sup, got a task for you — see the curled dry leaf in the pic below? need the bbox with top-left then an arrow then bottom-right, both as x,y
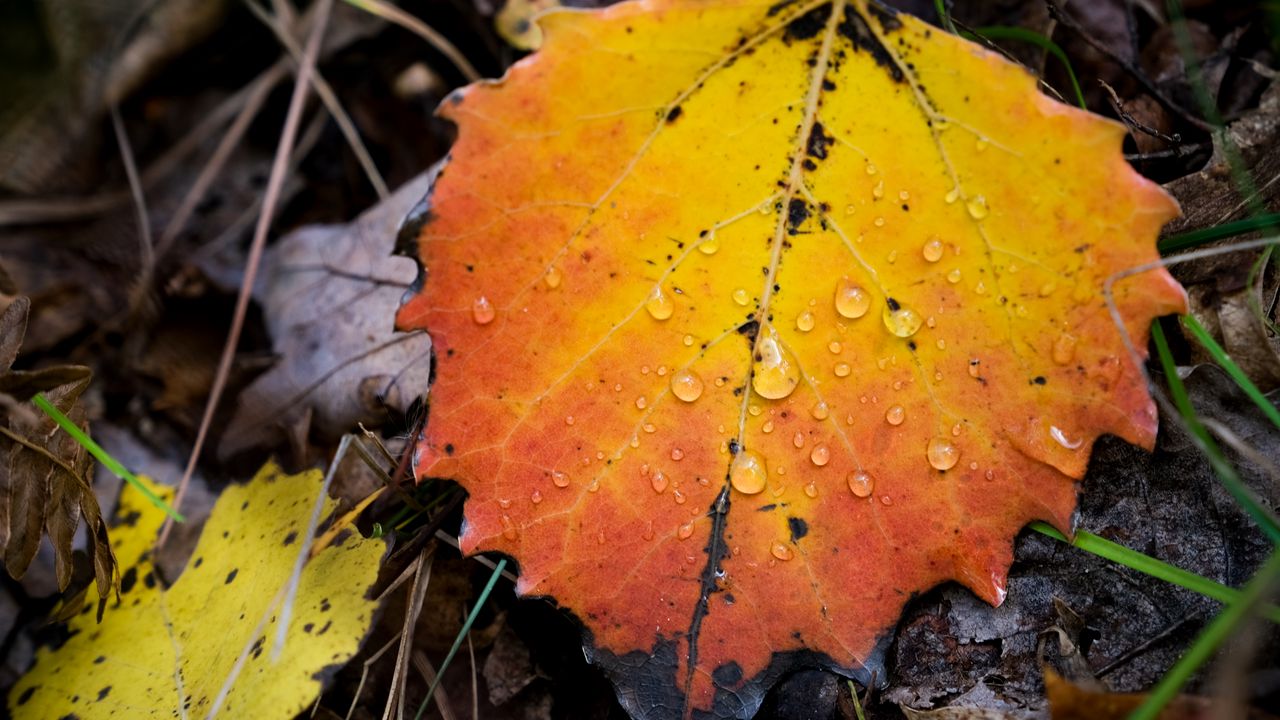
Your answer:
9,463 -> 387,719
395,1 -> 1185,717
0,296 -> 116,609
220,172 -> 435,457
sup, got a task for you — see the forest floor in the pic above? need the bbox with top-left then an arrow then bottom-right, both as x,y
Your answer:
1,0 -> 1279,718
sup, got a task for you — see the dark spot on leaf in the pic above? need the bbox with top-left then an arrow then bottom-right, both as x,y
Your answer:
97,686 -> 111,701
736,319 -> 760,342
194,556 -> 203,568
784,4 -> 828,41
1033,376 -> 1047,385
445,443 -> 455,455
93,655 -> 105,664
120,567 -> 137,594
666,105 -> 683,123
786,199 -> 809,234
17,686 -> 35,705
225,569 -> 238,584
728,440 -> 740,455
886,297 -> 901,311
788,517 -> 809,542
806,121 -> 833,159
283,531 -> 298,546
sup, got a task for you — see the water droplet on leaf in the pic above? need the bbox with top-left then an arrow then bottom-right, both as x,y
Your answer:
671,369 -> 704,402
473,296 -> 495,324
730,450 -> 767,494
646,285 -> 674,320
927,438 -> 960,470
847,470 -> 874,498
751,326 -> 799,400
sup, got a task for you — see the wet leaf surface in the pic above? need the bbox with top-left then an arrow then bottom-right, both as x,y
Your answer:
395,0 -> 1185,716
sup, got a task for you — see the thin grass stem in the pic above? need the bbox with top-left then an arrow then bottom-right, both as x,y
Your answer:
1129,548 -> 1280,720
414,558 -> 507,720
1181,315 -> 1280,431
1031,522 -> 1280,624
31,394 -> 184,521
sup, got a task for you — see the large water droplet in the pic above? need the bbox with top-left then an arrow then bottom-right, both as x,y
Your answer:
552,470 -> 569,488
803,482 -> 818,498
882,304 -> 923,338
927,438 -> 960,470
544,266 -> 562,289
530,489 -> 543,504
833,362 -> 851,377
885,405 -> 905,425
771,542 -> 794,561
651,470 -> 669,493
947,268 -> 962,284
646,285 -> 674,320
847,470 -> 874,498
678,522 -> 694,540
965,195 -> 989,220
811,401 -> 829,420
751,326 -> 799,400
796,311 -> 815,332
1052,333 -> 1077,365
835,277 -> 871,319
732,288 -> 750,306
922,237 -> 944,263
671,369 -> 704,402
698,233 -> 720,255
730,450 -> 767,494
472,296 -> 495,324
792,431 -> 805,448
810,444 -> 830,466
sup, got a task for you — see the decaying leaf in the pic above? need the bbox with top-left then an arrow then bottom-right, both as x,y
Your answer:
0,296 -> 115,608
220,172 -> 435,457
394,1 -> 1185,717
8,462 -> 387,719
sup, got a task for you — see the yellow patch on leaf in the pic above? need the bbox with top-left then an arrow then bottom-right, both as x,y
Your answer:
9,463 -> 386,719
396,0 -> 1186,716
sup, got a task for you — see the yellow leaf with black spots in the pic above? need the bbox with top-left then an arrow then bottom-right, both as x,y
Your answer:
9,462 -> 386,719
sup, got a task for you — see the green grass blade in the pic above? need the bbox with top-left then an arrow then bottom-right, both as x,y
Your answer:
933,0 -> 958,34
1158,214 -> 1280,255
32,393 -> 184,522
971,26 -> 1087,109
1150,323 -> 1280,544
1128,548 -> 1280,720
414,557 -> 507,720
1031,522 -> 1280,624
1181,315 -> 1280,431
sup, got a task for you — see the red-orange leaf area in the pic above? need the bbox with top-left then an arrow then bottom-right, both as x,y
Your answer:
394,0 -> 1186,717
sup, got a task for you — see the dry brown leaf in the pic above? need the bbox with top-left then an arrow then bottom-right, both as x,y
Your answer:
0,297 -> 116,612
219,171 -> 435,457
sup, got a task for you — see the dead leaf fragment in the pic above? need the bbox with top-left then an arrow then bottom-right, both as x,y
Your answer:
0,296 -> 115,607
220,171 -> 435,457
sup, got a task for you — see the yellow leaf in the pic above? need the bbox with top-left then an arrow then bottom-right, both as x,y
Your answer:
9,463 -> 386,719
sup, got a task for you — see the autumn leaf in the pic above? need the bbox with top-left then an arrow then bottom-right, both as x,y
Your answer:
8,463 -> 386,719
0,296 -> 115,609
394,0 -> 1186,717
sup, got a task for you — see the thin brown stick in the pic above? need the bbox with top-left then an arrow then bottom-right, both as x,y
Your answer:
154,60 -> 290,259
245,0 -> 390,200
162,0 -> 336,546
111,105 -> 158,325
343,0 -> 481,82
1046,0 -> 1214,132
